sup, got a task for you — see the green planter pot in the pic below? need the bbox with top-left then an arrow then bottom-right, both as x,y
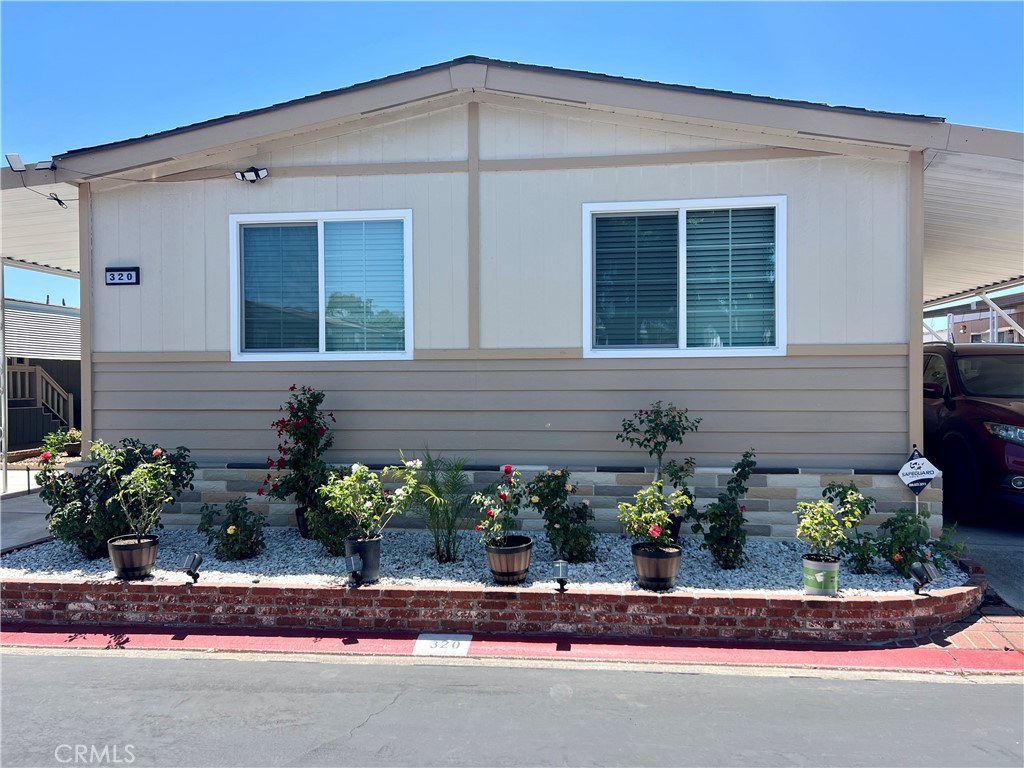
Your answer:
107,535 -> 159,580
802,554 -> 840,596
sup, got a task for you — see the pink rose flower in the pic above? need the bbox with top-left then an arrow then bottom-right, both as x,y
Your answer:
649,524 -> 662,538
152,448 -> 163,457
40,452 -> 53,461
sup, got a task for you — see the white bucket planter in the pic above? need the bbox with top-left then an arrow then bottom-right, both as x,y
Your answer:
802,555 -> 840,596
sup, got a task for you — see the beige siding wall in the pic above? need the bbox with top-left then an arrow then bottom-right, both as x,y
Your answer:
91,173 -> 470,353
91,353 -> 908,470
479,156 -> 908,349
88,98 -> 914,472
258,105 -> 469,165
479,103 -> 764,159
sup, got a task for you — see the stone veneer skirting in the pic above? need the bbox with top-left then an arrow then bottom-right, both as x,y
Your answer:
0,561 -> 984,644
164,464 -> 943,538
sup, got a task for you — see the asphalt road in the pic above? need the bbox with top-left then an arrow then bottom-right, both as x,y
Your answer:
2,650 -> 1021,767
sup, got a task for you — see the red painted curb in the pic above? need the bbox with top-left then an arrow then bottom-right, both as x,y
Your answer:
3,623 -> 1021,676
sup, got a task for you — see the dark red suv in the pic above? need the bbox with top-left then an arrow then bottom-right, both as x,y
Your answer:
922,343 -> 1024,521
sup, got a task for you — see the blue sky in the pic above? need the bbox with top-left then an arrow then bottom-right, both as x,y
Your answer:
2,1 -> 1022,304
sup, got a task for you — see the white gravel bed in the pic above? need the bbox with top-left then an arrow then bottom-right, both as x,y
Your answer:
0,529 -> 968,595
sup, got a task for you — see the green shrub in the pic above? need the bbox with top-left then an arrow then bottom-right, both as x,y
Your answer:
618,481 -> 690,547
198,497 -> 266,561
416,450 -> 472,563
616,401 -> 700,481
824,482 -> 878,574
526,469 -> 597,563
41,438 -> 196,559
685,449 -> 756,570
876,507 -> 964,577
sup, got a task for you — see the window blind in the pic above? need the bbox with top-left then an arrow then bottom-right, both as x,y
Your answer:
685,207 -> 776,348
324,220 -> 405,352
241,225 -> 319,351
594,214 -> 679,348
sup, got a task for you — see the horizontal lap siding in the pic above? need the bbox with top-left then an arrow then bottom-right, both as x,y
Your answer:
92,354 -> 907,469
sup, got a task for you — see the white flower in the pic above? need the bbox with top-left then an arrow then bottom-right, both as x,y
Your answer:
351,463 -> 364,472
405,459 -> 423,469
394,487 -> 407,498
364,501 -> 373,509
582,498 -> 590,507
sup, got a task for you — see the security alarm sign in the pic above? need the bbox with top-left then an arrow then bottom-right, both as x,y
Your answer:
899,447 -> 940,496
105,267 -> 140,286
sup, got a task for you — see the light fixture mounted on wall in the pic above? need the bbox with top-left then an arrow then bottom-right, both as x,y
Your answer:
234,166 -> 269,183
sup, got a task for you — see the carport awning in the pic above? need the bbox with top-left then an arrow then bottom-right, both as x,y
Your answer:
923,149 -> 1023,306
1,176 -> 79,277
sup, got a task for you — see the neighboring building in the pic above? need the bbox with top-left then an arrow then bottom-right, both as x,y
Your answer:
4,298 -> 81,448
23,57 -> 1024,530
925,291 -> 1024,344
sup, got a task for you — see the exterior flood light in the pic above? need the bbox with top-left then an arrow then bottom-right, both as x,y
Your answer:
553,560 -> 569,592
341,554 -> 364,586
182,553 -> 203,583
909,561 -> 940,594
234,166 -> 269,183
5,153 -> 26,172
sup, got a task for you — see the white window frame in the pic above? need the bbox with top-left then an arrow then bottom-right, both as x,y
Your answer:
229,209 -> 413,362
582,196 -> 787,358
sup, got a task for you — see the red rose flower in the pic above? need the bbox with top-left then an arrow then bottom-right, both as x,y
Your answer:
40,451 -> 53,461
475,524 -> 482,531
277,457 -> 286,469
289,384 -> 297,391
893,553 -> 903,562
267,458 -> 274,468
486,508 -> 495,517
271,483 -> 280,492
503,464 -> 513,475
498,491 -> 508,502
256,487 -> 264,496
317,426 -> 326,437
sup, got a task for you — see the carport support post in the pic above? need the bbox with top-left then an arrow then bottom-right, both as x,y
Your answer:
978,291 -> 1024,338
1,259 -> 6,493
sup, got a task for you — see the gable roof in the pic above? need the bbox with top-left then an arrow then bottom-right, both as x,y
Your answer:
55,55 -> 945,161
3,56 -> 1021,303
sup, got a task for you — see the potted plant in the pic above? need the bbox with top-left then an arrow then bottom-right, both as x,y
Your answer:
315,460 -> 420,582
793,489 -> 868,596
63,428 -> 83,457
526,468 -> 597,563
98,442 -> 197,579
616,401 -> 701,482
260,385 -> 336,537
198,496 -> 267,561
473,464 -> 531,584
41,438 -> 195,562
618,481 -> 690,591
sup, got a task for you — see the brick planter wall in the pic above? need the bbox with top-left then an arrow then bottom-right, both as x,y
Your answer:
1,562 -> 984,645
160,465 -> 943,538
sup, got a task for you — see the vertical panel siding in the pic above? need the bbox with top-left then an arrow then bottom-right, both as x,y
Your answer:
91,174 -> 469,353
266,105 -> 468,165
480,157 -> 908,349
479,104 -> 765,160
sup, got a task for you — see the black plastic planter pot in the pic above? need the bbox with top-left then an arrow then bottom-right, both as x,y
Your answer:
295,507 -> 310,539
345,535 -> 382,583
107,535 -> 159,580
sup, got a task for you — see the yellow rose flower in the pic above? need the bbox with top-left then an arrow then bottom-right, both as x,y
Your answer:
227,525 -> 237,535
531,495 -> 540,504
